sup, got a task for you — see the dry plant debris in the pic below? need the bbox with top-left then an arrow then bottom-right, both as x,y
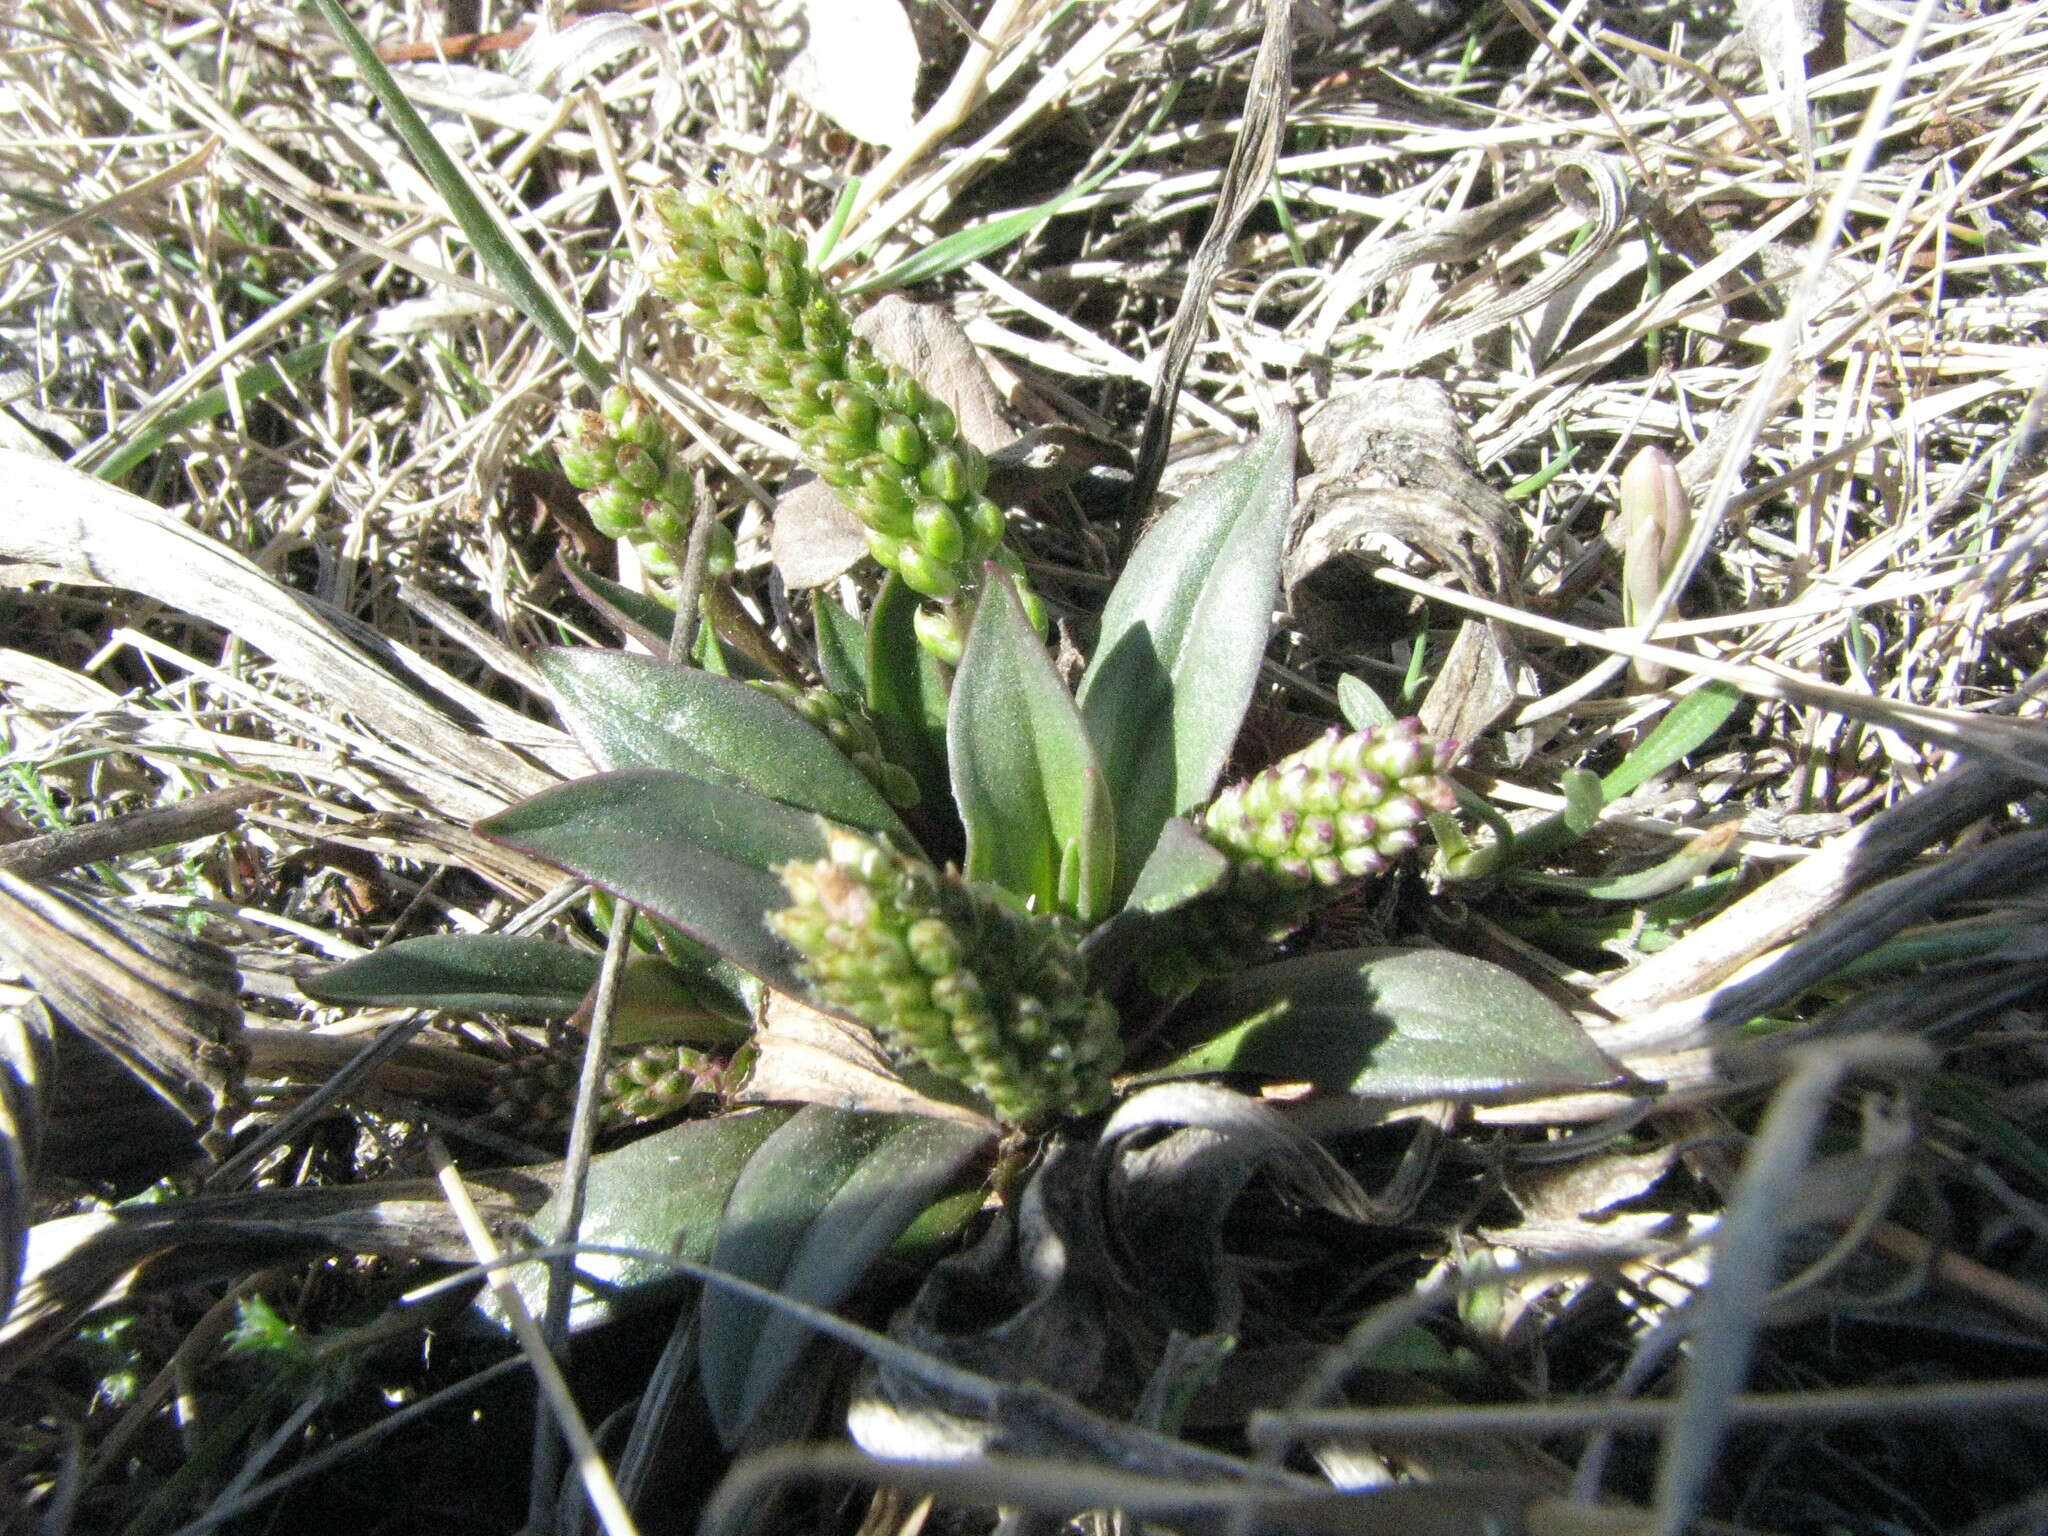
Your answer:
3,1 -> 2048,1533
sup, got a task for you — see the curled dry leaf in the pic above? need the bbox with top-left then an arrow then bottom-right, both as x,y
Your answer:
740,991 -> 1000,1132
850,1084 -> 1379,1463
1285,382 -> 1525,745
517,11 -> 660,96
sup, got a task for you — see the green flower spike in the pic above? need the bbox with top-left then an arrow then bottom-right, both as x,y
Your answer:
750,679 -> 921,808
649,186 -> 1032,659
557,385 -> 736,580
769,827 -> 1121,1127
1144,719 -> 1461,992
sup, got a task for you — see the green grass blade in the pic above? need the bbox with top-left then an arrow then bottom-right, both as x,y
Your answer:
1600,682 -> 1744,802
94,341 -> 332,484
309,0 -> 608,389
848,84 -> 1176,294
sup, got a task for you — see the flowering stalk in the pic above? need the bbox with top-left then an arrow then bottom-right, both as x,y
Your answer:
557,385 -> 735,584
1143,719 -> 1460,992
770,827 -> 1121,1127
649,186 -> 1038,661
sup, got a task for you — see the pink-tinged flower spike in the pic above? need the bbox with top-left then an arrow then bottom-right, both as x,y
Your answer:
1201,719 -> 1459,887
770,828 -> 1121,1128
1142,719 -> 1460,994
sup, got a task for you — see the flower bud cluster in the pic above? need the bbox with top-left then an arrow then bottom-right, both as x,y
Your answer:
770,828 -> 1121,1126
603,1043 -> 717,1125
486,1042 -> 717,1138
557,386 -> 735,580
1142,720 -> 1459,994
650,187 -> 1037,658
1202,719 -> 1459,889
750,679 -> 920,808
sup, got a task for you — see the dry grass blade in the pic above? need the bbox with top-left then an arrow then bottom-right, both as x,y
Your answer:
428,1137 -> 640,1536
527,903 -> 634,1532
0,450 -> 579,820
1123,0 -> 1293,531
1651,1036 -> 1933,1536
0,1009 -> 44,1327
0,869 -> 246,1151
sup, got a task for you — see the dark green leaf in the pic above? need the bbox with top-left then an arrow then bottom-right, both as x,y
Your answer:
477,769 -> 826,996
1078,422 -> 1295,901
812,590 -> 869,698
511,1108 -> 796,1331
699,1105 -> 991,1445
302,935 -> 597,1017
949,575 -> 1114,922
865,572 -> 950,807
1124,818 -> 1231,915
1600,681 -> 1744,801
539,648 -> 905,839
558,556 -> 675,653
1079,820 -> 1232,992
1160,947 -> 1623,1101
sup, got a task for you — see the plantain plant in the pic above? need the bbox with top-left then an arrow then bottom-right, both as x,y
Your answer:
311,188 -> 1616,1141
289,186 -> 1623,1454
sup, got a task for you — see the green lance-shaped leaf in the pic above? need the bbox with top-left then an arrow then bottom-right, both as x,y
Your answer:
949,571 -> 1114,924
503,1108 -> 795,1333
699,1105 -> 992,1446
1159,947 -> 1625,1102
1078,420 -> 1296,904
303,935 -> 598,1018
769,828 -> 1121,1128
538,648 -> 908,839
477,769 -> 827,998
